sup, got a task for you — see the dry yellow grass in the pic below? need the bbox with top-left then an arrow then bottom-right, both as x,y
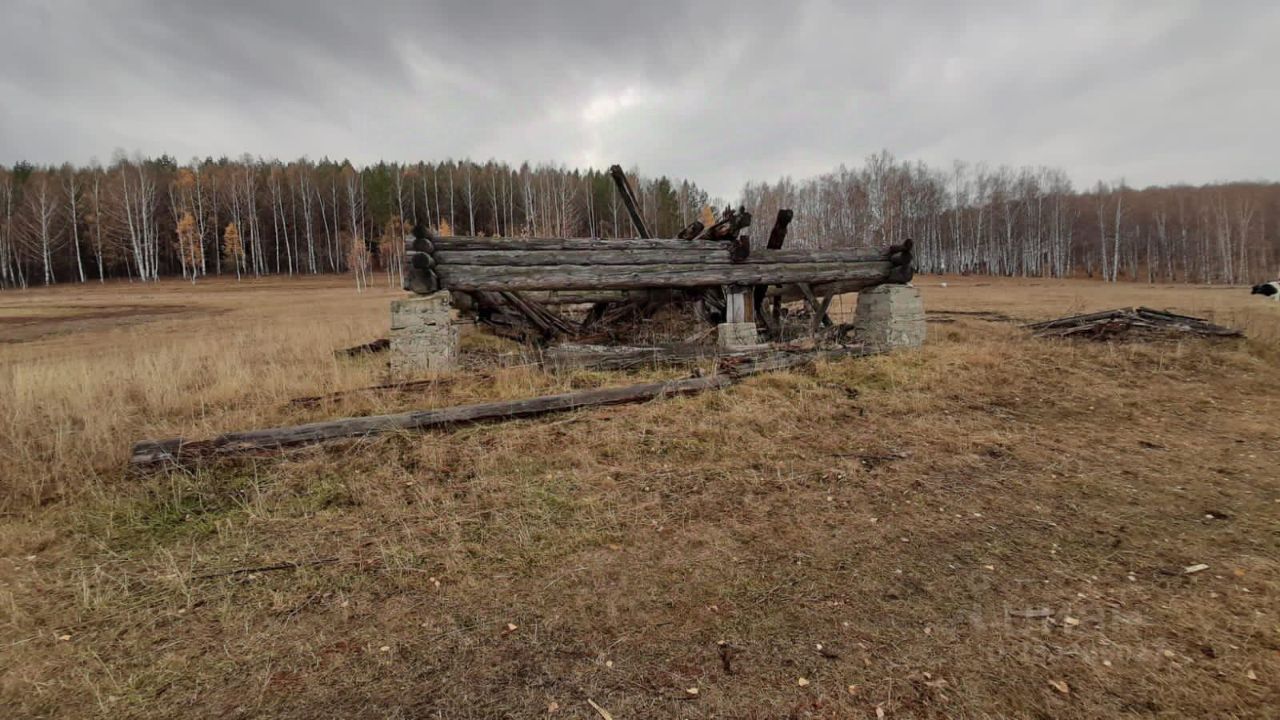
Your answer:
1,275 -> 1278,718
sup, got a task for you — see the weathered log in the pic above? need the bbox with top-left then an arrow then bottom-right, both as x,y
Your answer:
435,260 -> 894,291
695,206 -> 752,241
525,290 -> 630,305
677,220 -> 705,240
132,375 -> 732,465
608,165 -> 651,239
767,277 -> 878,302
765,209 -> 794,250
432,237 -> 727,251
499,291 -> 578,338
756,209 -> 796,333
432,247 -> 886,267
130,348 -> 875,466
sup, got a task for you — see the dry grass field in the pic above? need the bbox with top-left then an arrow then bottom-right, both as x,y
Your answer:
1,275 -> 1278,718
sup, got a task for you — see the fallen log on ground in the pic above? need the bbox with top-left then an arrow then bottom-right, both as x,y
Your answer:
1026,307 -> 1243,340
131,348 -> 870,467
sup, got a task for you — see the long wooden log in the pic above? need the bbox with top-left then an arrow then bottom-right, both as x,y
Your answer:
435,260 -> 893,291
767,277 -> 885,302
433,247 -> 886,267
132,375 -> 732,465
525,291 -> 630,305
130,348 -> 873,466
432,237 -> 726,251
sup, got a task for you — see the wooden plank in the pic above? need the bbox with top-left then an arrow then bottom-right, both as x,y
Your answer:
435,260 -> 894,291
723,286 -> 747,323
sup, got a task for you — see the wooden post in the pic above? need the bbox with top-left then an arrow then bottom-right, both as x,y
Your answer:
718,285 -> 758,348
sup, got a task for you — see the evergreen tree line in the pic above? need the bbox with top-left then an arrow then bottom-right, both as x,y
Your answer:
743,151 -> 1279,284
0,155 -> 709,289
1,150 -> 1277,289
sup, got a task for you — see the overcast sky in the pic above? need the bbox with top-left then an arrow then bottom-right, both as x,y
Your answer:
1,0 -> 1276,199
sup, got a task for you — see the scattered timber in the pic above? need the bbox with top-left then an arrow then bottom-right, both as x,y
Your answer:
130,348 -> 870,467
1026,307 -> 1244,340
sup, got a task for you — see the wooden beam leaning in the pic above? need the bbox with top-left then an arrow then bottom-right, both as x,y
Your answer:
608,165 -> 651,239
756,209 -> 794,333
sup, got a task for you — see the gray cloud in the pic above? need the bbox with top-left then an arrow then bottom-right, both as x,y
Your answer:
1,0 -> 1277,199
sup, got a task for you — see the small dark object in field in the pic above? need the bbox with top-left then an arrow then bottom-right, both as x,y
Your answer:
337,338 -> 390,357
1025,307 -> 1243,341
717,640 -> 738,674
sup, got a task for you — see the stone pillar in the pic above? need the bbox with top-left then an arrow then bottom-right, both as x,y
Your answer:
390,291 -> 458,376
853,284 -> 925,351
718,285 -> 761,349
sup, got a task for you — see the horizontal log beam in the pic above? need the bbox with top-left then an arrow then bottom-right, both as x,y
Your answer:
433,247 -> 886,267
524,290 -> 631,305
432,236 -> 728,251
767,277 -> 894,302
435,260 -> 893,291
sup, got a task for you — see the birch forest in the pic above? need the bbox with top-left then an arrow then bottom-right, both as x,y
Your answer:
1,151 -> 1277,289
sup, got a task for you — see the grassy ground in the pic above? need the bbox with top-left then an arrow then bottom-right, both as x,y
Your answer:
1,275 -> 1278,718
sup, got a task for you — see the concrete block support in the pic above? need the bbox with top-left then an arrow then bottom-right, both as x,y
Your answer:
853,284 -> 925,351
390,291 -> 458,376
717,321 -> 760,350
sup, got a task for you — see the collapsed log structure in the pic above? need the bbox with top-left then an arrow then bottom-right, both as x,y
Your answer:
403,166 -> 915,344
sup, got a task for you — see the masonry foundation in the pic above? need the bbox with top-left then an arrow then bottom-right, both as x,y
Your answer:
390,291 -> 458,376
853,284 -> 925,351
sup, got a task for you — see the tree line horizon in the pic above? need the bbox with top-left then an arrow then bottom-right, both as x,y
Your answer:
0,151 -> 1276,290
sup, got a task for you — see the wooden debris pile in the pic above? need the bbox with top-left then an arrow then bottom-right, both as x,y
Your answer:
1026,307 -> 1243,340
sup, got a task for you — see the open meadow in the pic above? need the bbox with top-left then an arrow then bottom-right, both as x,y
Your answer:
1,275 -> 1278,718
